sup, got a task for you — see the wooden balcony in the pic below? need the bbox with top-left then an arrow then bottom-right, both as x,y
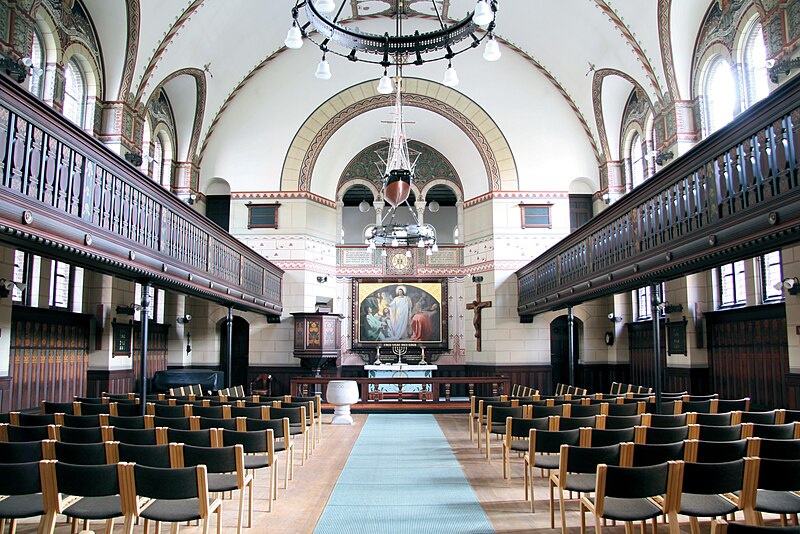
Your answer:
517,74 -> 800,320
0,75 -> 282,316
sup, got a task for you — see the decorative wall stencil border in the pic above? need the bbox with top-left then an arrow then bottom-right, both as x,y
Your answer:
658,0 -> 681,101
133,0 -> 204,108
594,0 -> 666,106
592,69 -> 654,161
464,190 -> 569,207
231,190 -> 336,207
282,79 -> 515,193
118,0 -> 139,101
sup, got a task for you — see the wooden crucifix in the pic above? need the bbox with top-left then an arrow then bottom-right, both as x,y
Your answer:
466,282 -> 492,352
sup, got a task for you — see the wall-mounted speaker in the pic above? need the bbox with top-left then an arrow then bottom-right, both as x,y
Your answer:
266,315 -> 281,324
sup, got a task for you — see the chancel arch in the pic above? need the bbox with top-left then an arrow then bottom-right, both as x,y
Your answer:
282,79 -> 517,195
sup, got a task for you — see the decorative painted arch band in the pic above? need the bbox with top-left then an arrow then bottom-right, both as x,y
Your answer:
282,79 -> 517,193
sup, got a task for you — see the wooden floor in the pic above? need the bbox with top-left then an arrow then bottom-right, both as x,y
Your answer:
12,412 -> 775,533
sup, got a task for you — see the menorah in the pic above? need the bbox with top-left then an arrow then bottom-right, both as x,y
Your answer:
392,344 -> 408,364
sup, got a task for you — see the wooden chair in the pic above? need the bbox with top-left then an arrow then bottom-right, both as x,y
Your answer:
241,417 -> 293,488
580,460 -> 684,534
678,458 -> 752,534
743,457 -> 800,526
39,460 -> 123,534
220,429 -> 277,511
523,428 -> 581,513
485,404 -> 526,461
118,462 -> 222,534
684,439 -> 749,463
0,461 -> 45,533
502,416 -> 549,479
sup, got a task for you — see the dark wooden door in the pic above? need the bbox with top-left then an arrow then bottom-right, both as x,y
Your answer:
220,316 -> 250,389
550,315 -> 580,391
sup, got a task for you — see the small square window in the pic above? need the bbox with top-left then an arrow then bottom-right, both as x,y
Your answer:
520,204 -> 552,228
247,203 -> 280,229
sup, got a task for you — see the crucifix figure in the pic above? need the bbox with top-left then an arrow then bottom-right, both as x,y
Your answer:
466,282 -> 492,352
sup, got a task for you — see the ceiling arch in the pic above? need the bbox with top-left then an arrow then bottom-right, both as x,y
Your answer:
281,79 -> 517,194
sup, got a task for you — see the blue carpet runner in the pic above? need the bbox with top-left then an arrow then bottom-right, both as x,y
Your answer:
314,414 -> 495,534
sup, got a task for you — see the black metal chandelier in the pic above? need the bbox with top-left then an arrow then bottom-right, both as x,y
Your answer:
285,0 -> 500,89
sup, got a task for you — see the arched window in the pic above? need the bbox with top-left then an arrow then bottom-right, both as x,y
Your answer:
63,59 -> 86,127
151,136 -> 164,184
630,133 -> 645,188
742,21 -> 769,108
703,57 -> 737,135
28,27 -> 45,98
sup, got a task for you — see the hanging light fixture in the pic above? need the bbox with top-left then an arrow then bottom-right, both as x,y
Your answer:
315,54 -> 331,79
483,34 -> 502,62
442,62 -> 459,87
286,0 -> 499,89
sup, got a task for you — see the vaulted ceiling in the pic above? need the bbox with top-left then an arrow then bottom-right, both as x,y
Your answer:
80,0 -> 720,198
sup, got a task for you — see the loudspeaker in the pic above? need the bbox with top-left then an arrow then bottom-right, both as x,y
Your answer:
266,315 -> 281,324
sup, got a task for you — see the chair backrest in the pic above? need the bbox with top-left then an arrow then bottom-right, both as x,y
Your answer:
166,428 -> 214,447
555,415 -> 598,431
129,463 -> 203,501
198,417 -> 237,430
605,402 -> 641,416
583,427 -> 635,447
76,402 -> 111,416
506,417 -> 550,439
0,461 -> 42,496
52,440 -> 109,465
692,423 -> 744,442
739,410 -> 779,424
49,460 -> 120,497
530,428 -> 581,454
191,405 -> 225,419
717,398 -> 750,413
61,414 -> 101,428
681,458 -> 746,496
750,437 -> 800,459
57,425 -> 104,444
242,417 -> 288,438
488,405 -> 525,425
0,440 -> 43,462
112,427 -> 158,445
6,424 -> 54,442
229,405 -> 266,420
604,414 -> 643,429
112,402 -> 142,417
42,401 -> 74,415
783,409 -> 800,424
18,413 -> 56,426
220,429 -> 273,456
637,425 -> 690,444
530,404 -> 564,418
598,461 -> 672,504
692,412 -> 733,426
682,399 -> 713,414
153,416 -> 192,430
754,457 -> 800,491
568,403 -> 603,418
629,441 -> 685,466
153,404 -> 188,418
116,442 -> 172,468
648,413 -> 687,428
561,443 -> 621,476
685,438 -> 748,463
106,415 -> 147,429
75,396 -> 106,405
269,406 -> 304,425
749,422 -> 797,440
180,443 -> 241,474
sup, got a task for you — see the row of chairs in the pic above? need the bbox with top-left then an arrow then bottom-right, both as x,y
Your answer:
554,383 -> 588,396
610,381 -> 654,395
526,438 -> 800,534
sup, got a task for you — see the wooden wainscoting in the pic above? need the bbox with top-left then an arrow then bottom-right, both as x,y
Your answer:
131,322 -> 169,392
86,369 -> 135,397
9,306 -> 91,411
0,376 -> 10,412
578,363 -> 630,394
705,303 -> 788,409
664,366 -> 710,395
626,320 -> 667,390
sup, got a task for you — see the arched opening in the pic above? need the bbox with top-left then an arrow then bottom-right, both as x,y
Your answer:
550,315 -> 583,391
219,315 -> 250,389
342,184 -> 376,245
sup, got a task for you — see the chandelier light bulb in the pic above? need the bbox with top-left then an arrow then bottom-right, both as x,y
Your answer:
443,63 -> 459,87
417,240 -> 424,248
284,23 -> 304,49
381,249 -> 388,257
368,241 -> 376,250
377,71 -> 394,94
405,250 -> 412,258
483,35 -> 501,62
358,200 -> 371,212
431,243 -> 439,253
315,0 -> 336,13
472,0 -> 493,26
426,247 -> 433,256
391,237 -> 399,247
315,56 -> 331,79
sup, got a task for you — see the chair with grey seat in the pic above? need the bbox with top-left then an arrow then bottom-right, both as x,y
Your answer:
744,458 -> 800,526
579,460 -> 684,534
39,460 -> 123,534
502,416 -> 549,479
220,428 -> 277,511
485,404 -> 526,461
242,417 -> 293,487
523,428 -> 581,512
119,463 -> 222,534
678,458 -> 751,534
550,443 -> 622,533
0,461 -> 44,533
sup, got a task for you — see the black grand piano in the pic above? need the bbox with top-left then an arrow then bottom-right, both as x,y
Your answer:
153,369 -> 225,394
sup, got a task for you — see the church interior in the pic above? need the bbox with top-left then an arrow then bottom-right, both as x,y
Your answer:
1,0 -> 800,532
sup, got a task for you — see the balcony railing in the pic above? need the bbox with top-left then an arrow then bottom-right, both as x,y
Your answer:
517,74 -> 800,319
0,75 -> 282,315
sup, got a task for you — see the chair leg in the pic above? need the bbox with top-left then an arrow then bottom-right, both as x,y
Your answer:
667,512 -> 681,534
689,516 -> 701,534
580,500 -> 586,534
623,521 -> 634,534
594,510 -> 604,534
236,484 -> 245,534
549,479 -> 556,529
106,518 -> 116,534
170,523 -> 180,534
39,512 -> 58,534
558,486 -> 567,534
486,431 -> 491,461
248,479 -> 254,527
469,417 -> 474,441
122,515 -> 135,534
529,462 -> 536,513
